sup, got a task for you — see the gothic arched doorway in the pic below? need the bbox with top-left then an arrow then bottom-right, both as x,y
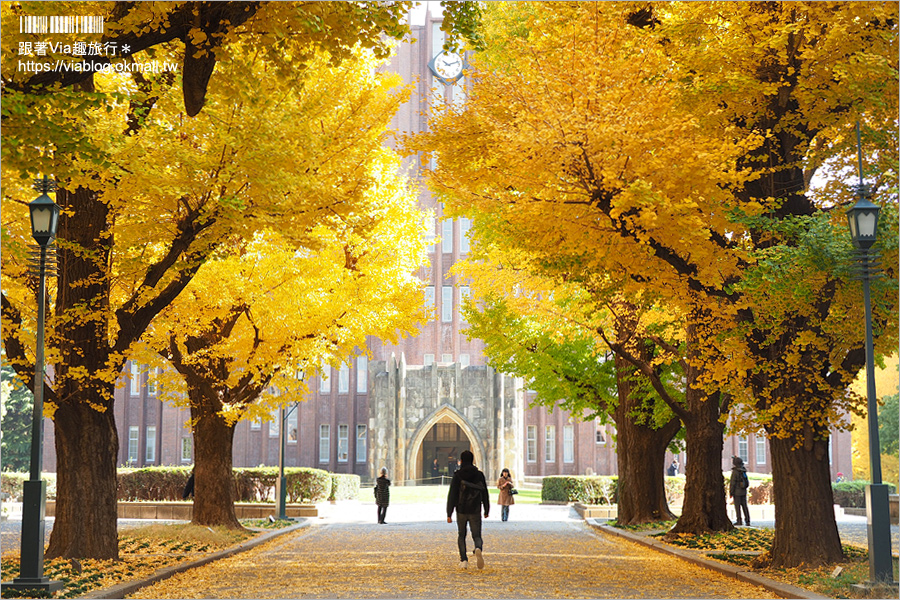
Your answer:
418,419 -> 470,484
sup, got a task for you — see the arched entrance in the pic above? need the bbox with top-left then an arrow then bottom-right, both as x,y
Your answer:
408,406 -> 485,485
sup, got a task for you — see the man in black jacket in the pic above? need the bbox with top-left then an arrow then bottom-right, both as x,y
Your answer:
446,450 -> 490,569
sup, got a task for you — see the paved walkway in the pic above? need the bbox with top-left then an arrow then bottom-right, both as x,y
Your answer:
127,503 -> 780,599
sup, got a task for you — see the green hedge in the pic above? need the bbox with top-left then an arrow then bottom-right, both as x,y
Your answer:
329,474 -> 361,501
541,476 -> 618,504
832,480 -> 897,508
118,467 -> 192,501
1,472 -> 57,500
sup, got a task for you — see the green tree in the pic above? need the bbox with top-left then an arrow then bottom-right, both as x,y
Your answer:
0,365 -> 33,473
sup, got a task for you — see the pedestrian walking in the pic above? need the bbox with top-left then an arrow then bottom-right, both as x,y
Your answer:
729,456 -> 750,526
447,450 -> 489,569
183,470 -> 195,499
374,467 -> 391,524
497,468 -> 515,522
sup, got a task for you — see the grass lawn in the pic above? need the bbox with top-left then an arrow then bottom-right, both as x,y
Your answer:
375,484 -> 542,505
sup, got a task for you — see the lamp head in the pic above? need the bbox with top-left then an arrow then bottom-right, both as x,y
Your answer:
29,191 -> 60,247
846,194 -> 880,250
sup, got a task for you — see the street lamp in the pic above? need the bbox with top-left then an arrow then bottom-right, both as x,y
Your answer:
276,403 -> 299,520
846,124 -> 893,585
7,176 -> 63,593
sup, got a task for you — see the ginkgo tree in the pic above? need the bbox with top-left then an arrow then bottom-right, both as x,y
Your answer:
416,1 -> 898,568
1,0 -> 478,560
133,156 -> 428,529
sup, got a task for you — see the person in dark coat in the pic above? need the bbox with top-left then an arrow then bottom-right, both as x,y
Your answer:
182,470 -> 195,500
374,467 -> 391,524
729,456 -> 750,526
446,450 -> 489,569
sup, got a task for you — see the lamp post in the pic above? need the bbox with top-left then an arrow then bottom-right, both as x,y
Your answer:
276,403 -> 298,520
7,177 -> 63,593
845,124 -> 893,585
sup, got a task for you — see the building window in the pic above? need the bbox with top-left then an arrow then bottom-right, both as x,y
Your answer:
459,218 -> 471,253
526,426 -> 537,463
181,436 -> 192,463
319,424 -> 330,463
356,424 -> 367,463
356,356 -> 368,393
269,408 -> 279,437
442,219 -> 453,253
459,354 -> 470,368
424,354 -> 435,366
442,353 -> 453,364
130,362 -> 141,396
426,217 -> 436,252
287,407 -> 298,443
339,363 -> 350,394
319,365 -> 331,394
459,286 -> 471,321
563,425 -> 574,463
596,424 -> 606,444
338,424 -> 349,462
755,435 -> 766,464
442,286 -> 453,322
128,426 -> 139,464
146,368 -> 158,396
425,286 -> 435,315
250,418 -> 262,430
145,426 -> 156,463
545,426 -> 556,463
738,436 -> 749,463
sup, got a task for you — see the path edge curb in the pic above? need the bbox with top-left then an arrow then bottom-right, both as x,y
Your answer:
82,520 -> 311,599
585,519 -> 830,600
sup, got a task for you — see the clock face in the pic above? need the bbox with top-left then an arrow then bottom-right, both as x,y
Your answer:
430,51 -> 464,83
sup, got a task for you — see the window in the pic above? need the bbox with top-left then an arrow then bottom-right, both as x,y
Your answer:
319,365 -> 331,393
459,354 -> 470,368
596,425 -> 607,444
146,368 -> 158,395
738,436 -> 749,463
287,407 -> 298,443
250,418 -> 262,430
269,408 -> 279,437
356,425 -> 367,463
442,219 -> 453,253
145,426 -> 156,462
426,217 -> 436,252
526,426 -> 537,463
425,286 -> 435,314
356,356 -> 368,393
424,354 -> 435,366
442,286 -> 453,322
338,424 -> 349,462
563,425 -> 574,463
128,426 -> 139,463
130,362 -> 141,396
338,363 -> 350,394
319,424 -> 330,462
755,436 -> 766,464
545,426 -> 556,463
459,218 -> 471,253
459,285 -> 471,322
442,354 -> 453,364
181,437 -> 192,463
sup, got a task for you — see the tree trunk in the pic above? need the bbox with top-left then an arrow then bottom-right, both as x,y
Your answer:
613,356 -> 681,524
763,435 -> 843,568
46,185 -> 120,560
670,387 -> 732,534
189,391 -> 244,529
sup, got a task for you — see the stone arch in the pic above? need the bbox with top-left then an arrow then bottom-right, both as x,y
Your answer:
407,404 -> 485,483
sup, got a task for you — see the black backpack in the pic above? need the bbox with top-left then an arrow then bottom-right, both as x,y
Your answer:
458,479 -> 485,513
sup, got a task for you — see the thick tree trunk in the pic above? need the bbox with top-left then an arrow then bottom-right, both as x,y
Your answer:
46,400 -> 119,559
670,388 -> 732,534
763,435 -> 843,568
189,391 -> 244,529
615,414 -> 680,524
46,185 -> 120,560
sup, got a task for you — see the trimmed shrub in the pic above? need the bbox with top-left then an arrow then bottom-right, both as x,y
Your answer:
664,475 -> 686,504
832,480 -> 896,508
285,468 -> 332,503
118,467 -> 192,501
541,476 -> 618,505
748,477 -> 774,505
1,472 -> 57,500
329,474 -> 361,501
